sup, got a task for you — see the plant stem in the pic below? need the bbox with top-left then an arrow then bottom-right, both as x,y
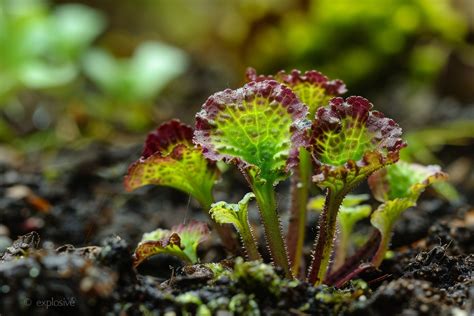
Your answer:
325,230 -> 381,285
287,149 -> 311,276
333,225 -> 349,271
371,228 -> 392,268
252,180 -> 292,278
238,222 -> 262,261
197,191 -> 240,254
307,187 -> 345,285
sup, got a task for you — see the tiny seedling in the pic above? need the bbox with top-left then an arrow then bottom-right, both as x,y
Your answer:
134,220 -> 210,267
246,68 -> 346,275
195,80 -> 308,278
368,161 -> 447,267
210,193 -> 261,260
307,96 -> 406,284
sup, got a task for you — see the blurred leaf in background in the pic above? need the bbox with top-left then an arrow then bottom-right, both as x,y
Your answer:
0,0 -> 104,100
82,41 -> 188,130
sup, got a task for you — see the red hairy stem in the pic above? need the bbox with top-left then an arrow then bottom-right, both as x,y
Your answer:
325,230 -> 381,285
307,187 -> 345,284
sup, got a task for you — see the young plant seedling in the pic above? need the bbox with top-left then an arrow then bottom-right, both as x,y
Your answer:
210,193 -> 261,260
368,161 -> 447,267
247,68 -> 346,275
124,119 -> 237,251
307,96 -> 406,284
133,220 -> 210,267
308,194 -> 371,270
195,80 -> 309,277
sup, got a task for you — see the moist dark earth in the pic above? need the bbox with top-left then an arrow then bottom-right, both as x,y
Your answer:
0,144 -> 472,315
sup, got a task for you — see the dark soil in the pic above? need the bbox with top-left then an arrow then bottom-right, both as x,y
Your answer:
0,144 -> 472,315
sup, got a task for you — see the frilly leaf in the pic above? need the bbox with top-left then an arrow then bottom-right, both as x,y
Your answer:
310,96 -> 406,190
368,161 -> 448,202
195,80 -> 309,185
209,193 -> 255,232
246,68 -> 347,116
124,119 -> 218,206
133,220 -> 210,267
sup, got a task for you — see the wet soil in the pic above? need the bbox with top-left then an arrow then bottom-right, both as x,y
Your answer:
0,144 -> 472,315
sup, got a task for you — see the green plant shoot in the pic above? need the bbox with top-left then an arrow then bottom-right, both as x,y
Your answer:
210,193 -> 261,260
368,161 -> 447,267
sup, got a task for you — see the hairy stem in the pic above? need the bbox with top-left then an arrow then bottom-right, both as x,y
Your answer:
239,221 -> 262,261
307,187 -> 345,285
197,191 -> 240,254
252,180 -> 292,278
287,149 -> 311,276
333,225 -> 349,271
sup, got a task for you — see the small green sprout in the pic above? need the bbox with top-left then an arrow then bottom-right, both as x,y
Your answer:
308,194 -> 371,270
210,193 -> 261,260
133,221 -> 210,267
307,96 -> 406,284
368,161 -> 447,267
247,68 -> 346,275
195,80 -> 309,277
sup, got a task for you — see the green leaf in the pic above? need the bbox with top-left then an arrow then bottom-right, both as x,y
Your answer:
209,193 -> 255,232
133,221 -> 209,267
246,68 -> 346,117
370,198 -> 415,240
368,161 -> 448,202
124,120 -> 218,207
369,161 -> 447,266
310,96 -> 406,191
195,80 -> 309,185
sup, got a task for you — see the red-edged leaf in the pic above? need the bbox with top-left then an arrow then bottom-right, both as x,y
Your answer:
124,120 -> 218,206
246,68 -> 346,116
194,80 -> 308,185
310,96 -> 406,189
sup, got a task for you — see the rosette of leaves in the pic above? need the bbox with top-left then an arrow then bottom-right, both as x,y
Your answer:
124,120 -> 238,251
307,96 -> 406,284
368,161 -> 447,267
195,80 -> 309,277
133,221 -> 210,267
210,193 -> 261,260
247,68 -> 347,274
308,194 -> 371,270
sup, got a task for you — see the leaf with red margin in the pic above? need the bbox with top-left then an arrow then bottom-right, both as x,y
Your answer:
310,96 -> 406,191
194,80 -> 309,185
133,220 -> 210,267
246,68 -> 346,117
124,119 -> 218,206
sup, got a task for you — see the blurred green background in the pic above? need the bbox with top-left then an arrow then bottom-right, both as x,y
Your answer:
0,0 -> 473,184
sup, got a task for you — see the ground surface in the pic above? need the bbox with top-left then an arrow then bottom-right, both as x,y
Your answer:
0,144 -> 472,315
